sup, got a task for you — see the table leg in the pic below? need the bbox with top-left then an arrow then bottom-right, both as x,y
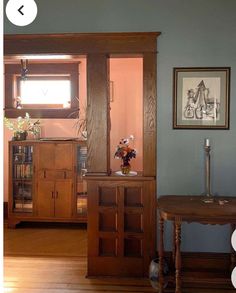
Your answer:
158,215 -> 164,293
231,224 -> 236,272
175,220 -> 182,293
172,222 -> 176,266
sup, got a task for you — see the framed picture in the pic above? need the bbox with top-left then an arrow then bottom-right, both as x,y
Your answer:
173,67 -> 230,129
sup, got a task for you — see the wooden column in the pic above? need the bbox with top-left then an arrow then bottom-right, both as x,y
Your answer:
143,52 -> 157,177
87,54 -> 110,175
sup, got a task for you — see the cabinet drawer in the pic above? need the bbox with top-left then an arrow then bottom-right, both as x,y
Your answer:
39,170 -> 73,180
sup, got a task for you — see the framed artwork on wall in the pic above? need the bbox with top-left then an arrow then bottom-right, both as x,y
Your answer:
173,67 -> 230,129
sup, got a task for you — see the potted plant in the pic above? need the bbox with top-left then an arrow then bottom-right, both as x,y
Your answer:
4,113 -> 41,141
68,97 -> 87,140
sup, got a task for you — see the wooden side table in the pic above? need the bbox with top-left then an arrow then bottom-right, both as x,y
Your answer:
157,195 -> 236,293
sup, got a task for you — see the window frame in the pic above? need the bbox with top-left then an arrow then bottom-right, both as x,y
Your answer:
4,63 -> 79,118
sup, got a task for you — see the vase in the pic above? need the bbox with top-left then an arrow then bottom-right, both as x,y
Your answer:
149,257 -> 169,290
13,131 -> 27,141
120,163 -> 131,175
33,126 -> 41,140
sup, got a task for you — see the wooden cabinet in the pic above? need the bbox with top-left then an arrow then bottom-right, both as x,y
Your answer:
8,140 -> 87,228
87,175 -> 156,277
37,179 -> 73,218
37,143 -> 74,171
36,142 -> 74,219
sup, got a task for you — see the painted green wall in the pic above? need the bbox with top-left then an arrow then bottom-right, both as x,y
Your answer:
4,0 -> 236,252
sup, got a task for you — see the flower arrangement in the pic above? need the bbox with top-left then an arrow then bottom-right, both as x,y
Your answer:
114,135 -> 137,174
4,113 -> 41,140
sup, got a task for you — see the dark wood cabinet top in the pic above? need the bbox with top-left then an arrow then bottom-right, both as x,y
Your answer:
85,172 -> 155,181
9,139 -> 86,145
158,195 -> 236,224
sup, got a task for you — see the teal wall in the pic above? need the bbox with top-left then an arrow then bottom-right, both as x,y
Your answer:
4,0 -> 236,252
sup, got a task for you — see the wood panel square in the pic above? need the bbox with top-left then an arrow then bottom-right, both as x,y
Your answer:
124,187 -> 143,207
124,213 -> 143,233
99,187 -> 117,206
99,238 -> 117,256
99,212 -> 117,232
124,238 -> 142,257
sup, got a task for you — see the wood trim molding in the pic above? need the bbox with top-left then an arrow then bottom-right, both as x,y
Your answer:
143,52 -> 157,176
4,63 -> 79,118
4,108 -> 79,119
4,32 -> 160,55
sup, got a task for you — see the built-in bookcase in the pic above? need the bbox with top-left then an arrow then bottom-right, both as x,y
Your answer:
8,140 -> 87,228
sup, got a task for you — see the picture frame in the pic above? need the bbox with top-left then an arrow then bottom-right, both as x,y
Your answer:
173,67 -> 230,129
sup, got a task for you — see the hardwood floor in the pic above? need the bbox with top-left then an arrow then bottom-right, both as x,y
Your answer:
4,256 -> 156,292
4,255 -> 236,293
4,222 -> 235,293
4,222 -> 87,257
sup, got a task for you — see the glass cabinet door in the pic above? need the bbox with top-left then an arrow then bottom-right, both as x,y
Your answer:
12,145 -> 33,213
77,144 -> 87,216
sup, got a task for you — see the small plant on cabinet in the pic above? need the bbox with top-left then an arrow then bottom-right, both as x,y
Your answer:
114,135 -> 137,174
4,113 -> 41,140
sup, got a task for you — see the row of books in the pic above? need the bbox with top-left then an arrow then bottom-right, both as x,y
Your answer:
13,146 -> 33,163
77,180 -> 87,196
13,164 -> 32,179
14,189 -> 32,200
77,146 -> 87,176
14,200 -> 33,212
77,197 -> 87,215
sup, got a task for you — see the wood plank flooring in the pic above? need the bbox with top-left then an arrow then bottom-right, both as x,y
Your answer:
3,222 -> 235,293
4,256 -> 236,293
4,222 -> 87,257
4,256 -> 156,292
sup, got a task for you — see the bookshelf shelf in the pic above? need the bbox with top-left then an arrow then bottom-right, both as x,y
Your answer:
13,178 -> 33,181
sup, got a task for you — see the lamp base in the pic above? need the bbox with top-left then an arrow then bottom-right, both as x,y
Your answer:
202,197 -> 214,204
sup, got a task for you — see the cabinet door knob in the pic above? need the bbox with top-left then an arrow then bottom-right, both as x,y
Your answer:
51,191 -> 54,198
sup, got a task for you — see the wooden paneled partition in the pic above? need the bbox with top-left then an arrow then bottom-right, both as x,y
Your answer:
85,33 -> 159,277
4,32 -> 160,277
